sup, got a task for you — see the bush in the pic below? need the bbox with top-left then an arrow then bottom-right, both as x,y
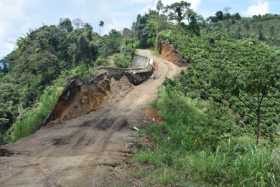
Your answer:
135,87 -> 280,186
113,53 -> 132,68
6,65 -> 90,142
183,145 -> 280,186
95,57 -> 109,66
153,88 -> 236,151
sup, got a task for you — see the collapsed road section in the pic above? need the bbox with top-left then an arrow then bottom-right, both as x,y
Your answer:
0,49 -> 184,187
44,52 -> 154,125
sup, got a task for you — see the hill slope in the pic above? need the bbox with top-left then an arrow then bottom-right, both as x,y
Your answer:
0,50 -> 184,187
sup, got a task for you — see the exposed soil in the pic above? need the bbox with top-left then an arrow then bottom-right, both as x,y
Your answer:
0,49 -> 185,187
160,41 -> 188,67
45,59 -> 153,126
144,108 -> 163,124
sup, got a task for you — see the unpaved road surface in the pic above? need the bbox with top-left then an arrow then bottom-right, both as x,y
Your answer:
0,50 -> 184,187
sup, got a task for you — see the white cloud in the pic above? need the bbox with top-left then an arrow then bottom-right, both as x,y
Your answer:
0,0 -> 28,57
247,0 -> 269,16
161,0 -> 201,10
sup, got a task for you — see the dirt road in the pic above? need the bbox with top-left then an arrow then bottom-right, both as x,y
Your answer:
0,50 -> 184,187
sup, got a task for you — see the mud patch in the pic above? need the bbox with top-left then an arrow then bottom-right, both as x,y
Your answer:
95,118 -> 114,130
160,41 -> 188,66
94,117 -> 129,131
0,148 -> 15,157
144,107 -> 163,124
113,118 -> 129,131
80,119 -> 98,127
52,138 -> 69,146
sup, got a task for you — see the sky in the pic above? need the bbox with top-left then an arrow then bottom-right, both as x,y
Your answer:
0,0 -> 280,58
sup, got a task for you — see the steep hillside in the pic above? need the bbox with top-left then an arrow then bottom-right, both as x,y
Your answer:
0,50 -> 184,187
126,3 -> 280,187
0,19 -> 135,142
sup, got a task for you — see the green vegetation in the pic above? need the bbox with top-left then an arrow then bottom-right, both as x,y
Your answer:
113,53 -> 133,68
132,1 -> 280,186
6,65 -> 90,142
0,18 -> 135,142
165,31 -> 280,145
136,87 -> 280,186
1,0 -> 280,186
206,11 -> 280,46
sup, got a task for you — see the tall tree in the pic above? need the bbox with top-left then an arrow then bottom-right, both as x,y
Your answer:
215,11 -> 224,21
148,12 -> 168,49
99,20 -> 104,34
132,14 -> 151,48
216,44 -> 280,144
188,12 -> 201,36
244,21 -> 250,36
58,18 -> 73,32
156,0 -> 164,13
165,1 -> 191,24
269,26 -> 275,39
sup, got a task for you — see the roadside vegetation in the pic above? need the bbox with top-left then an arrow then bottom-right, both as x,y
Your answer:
136,87 -> 280,186
1,0 -> 280,185
131,1 -> 280,186
0,19 -> 135,142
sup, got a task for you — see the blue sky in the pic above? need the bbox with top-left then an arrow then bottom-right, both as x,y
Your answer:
0,0 -> 280,58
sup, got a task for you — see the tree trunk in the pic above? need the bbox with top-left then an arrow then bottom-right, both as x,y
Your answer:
256,106 -> 261,145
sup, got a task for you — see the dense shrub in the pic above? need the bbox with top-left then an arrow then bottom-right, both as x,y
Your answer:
134,14 -> 280,185
6,65 -> 91,142
153,88 -> 236,151
113,53 -> 132,68
135,87 -> 280,186
0,18 -> 135,141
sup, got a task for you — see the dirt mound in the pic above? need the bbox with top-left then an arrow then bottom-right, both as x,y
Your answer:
45,68 -> 152,126
45,77 -> 110,125
160,41 -> 188,66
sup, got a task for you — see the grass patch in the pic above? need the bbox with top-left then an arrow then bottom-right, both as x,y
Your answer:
6,65 -> 91,142
135,87 -> 280,186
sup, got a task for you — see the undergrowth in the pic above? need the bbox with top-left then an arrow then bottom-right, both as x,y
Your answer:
135,87 -> 280,187
6,65 -> 92,142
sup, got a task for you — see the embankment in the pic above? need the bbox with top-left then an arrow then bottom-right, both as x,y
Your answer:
44,55 -> 154,125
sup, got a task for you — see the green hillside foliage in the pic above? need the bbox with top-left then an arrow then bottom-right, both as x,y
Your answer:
162,29 -> 280,143
136,87 -> 280,186
133,1 -> 280,186
1,0 -> 280,185
136,29 -> 280,186
6,65 -> 90,142
206,12 -> 280,46
0,18 -> 135,142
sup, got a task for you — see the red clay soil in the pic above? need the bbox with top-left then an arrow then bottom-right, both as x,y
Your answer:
160,41 -> 187,67
46,73 -> 133,126
144,107 -> 163,124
